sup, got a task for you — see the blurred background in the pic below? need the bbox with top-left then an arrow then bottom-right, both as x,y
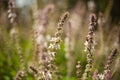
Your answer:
0,0 -> 120,80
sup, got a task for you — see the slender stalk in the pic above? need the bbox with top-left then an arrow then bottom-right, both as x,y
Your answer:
82,13 -> 96,80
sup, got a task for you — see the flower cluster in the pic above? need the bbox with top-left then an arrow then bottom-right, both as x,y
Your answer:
29,65 -> 38,75
92,49 -> 118,80
93,70 -> 105,80
15,71 -> 24,80
84,14 -> 96,52
47,12 -> 70,79
82,13 -> 96,80
30,4 -> 55,80
8,0 -> 17,24
48,12 -> 70,61
76,61 -> 82,79
8,0 -> 18,38
30,11 -> 69,80
104,49 -> 117,80
7,1 -> 25,79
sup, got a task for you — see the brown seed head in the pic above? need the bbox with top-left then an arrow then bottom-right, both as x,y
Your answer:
58,12 -> 70,27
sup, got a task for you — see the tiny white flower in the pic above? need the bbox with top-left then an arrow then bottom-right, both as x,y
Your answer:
50,37 -> 60,43
55,44 -> 60,50
46,71 -> 52,79
84,41 -> 89,52
84,41 -> 89,47
50,37 -> 56,42
48,43 -> 55,49
48,52 -> 56,57
98,74 -> 104,80
8,13 -> 13,18
92,46 -> 95,51
84,48 -> 87,52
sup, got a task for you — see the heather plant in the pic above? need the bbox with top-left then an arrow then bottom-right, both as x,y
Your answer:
30,9 -> 69,80
81,13 -> 96,80
8,0 -> 25,79
30,3 -> 55,79
0,0 -> 120,80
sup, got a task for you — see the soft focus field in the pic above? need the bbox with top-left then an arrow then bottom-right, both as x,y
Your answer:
0,0 -> 120,80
